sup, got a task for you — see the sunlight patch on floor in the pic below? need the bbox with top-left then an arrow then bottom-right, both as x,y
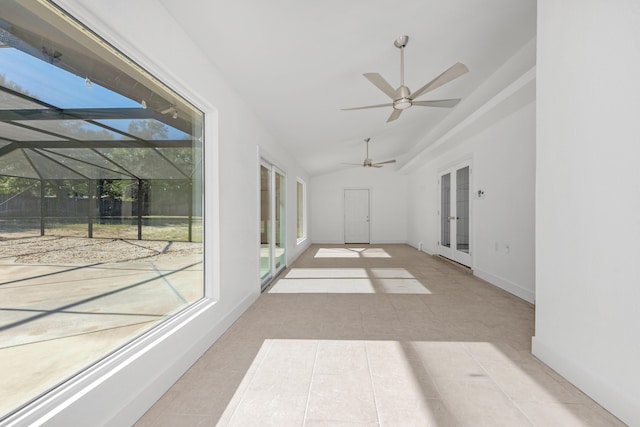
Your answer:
216,339 -> 487,426
269,267 -> 431,294
314,247 -> 391,258
283,268 -> 369,279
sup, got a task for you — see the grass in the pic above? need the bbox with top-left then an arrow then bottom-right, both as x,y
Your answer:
0,217 -> 203,242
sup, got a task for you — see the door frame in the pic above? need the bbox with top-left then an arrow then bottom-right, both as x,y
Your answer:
438,159 -> 473,268
343,187 -> 371,244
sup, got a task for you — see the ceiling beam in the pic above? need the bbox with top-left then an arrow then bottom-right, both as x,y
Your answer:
0,108 -> 193,134
0,140 -> 193,154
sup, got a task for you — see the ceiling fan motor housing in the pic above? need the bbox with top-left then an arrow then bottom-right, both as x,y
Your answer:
394,86 -> 412,110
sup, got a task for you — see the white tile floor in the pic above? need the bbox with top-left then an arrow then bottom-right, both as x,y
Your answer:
135,244 -> 626,426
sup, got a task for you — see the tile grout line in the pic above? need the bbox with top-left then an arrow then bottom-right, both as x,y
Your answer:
413,341 -> 465,423
301,340 -> 319,427
463,342 -> 536,427
363,340 -> 382,427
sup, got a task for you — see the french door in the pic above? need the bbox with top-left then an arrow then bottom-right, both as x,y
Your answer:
260,161 -> 286,289
344,188 -> 370,244
438,162 -> 472,267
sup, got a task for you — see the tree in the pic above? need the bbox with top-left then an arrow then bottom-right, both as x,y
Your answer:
128,119 -> 168,140
0,177 -> 39,196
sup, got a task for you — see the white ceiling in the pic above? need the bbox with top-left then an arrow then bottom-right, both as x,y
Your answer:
160,0 -> 536,176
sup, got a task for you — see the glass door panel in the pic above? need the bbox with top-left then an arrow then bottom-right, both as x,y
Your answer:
456,166 -> 470,254
274,170 -> 286,270
440,173 -> 451,249
260,165 -> 271,282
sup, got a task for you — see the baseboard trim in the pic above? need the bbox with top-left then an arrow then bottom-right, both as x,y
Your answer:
287,240 -> 311,266
433,254 -> 473,274
474,268 -> 535,304
532,337 -> 637,427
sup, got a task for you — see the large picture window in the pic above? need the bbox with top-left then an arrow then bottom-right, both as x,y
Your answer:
0,1 -> 204,420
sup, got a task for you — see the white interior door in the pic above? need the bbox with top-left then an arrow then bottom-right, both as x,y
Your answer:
438,163 -> 472,267
344,189 -> 370,244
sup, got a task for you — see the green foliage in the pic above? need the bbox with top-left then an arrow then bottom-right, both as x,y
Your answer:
0,177 -> 39,195
98,179 -> 137,201
59,120 -> 114,140
44,180 -> 89,198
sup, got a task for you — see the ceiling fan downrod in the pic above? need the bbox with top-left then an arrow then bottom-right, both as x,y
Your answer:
393,35 -> 412,110
394,36 -> 409,88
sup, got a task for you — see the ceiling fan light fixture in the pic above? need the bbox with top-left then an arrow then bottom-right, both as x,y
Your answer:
393,98 -> 412,110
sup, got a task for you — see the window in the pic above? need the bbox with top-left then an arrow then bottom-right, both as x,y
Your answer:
297,178 -> 306,242
0,1 -> 204,420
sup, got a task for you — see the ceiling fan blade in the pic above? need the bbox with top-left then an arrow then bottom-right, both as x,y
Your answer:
363,73 -> 396,99
342,102 -> 394,111
387,109 -> 402,122
341,162 -> 364,166
371,165 -> 384,168
410,62 -> 469,100
372,159 -> 397,166
412,98 -> 461,108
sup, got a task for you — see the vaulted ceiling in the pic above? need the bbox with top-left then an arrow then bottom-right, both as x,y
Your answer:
160,0 -> 537,176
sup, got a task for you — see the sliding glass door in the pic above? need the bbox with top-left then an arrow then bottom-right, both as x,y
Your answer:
274,170 -> 286,271
260,160 -> 286,289
260,165 -> 272,282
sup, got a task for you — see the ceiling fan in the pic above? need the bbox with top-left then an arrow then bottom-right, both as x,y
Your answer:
342,35 -> 468,122
344,138 -> 396,168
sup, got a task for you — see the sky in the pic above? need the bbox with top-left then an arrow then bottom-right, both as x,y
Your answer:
0,47 -> 139,109
0,47 -> 188,139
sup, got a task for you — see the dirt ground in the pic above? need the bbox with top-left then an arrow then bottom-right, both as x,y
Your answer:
0,236 -> 202,264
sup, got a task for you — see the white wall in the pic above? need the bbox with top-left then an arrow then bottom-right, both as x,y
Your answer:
310,167 -> 408,244
534,1 -> 640,425
406,100 -> 536,303
5,1 -> 309,426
